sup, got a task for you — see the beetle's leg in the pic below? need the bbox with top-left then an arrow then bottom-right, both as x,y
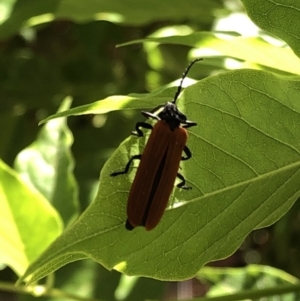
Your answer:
178,146 -> 192,188
132,107 -> 162,136
132,122 -> 153,137
176,173 -> 191,190
182,120 -> 197,128
110,154 -> 142,176
142,111 -> 160,121
148,104 -> 165,114
181,145 -> 192,161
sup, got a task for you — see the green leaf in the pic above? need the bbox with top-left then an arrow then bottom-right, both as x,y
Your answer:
39,86 -> 181,124
120,32 -> 300,75
19,69 -> 300,282
14,97 -> 79,227
0,0 -> 220,39
0,159 -> 63,276
241,0 -> 300,58
198,265 -> 300,300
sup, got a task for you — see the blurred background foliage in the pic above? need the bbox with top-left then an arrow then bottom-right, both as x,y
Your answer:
1,0 -> 300,300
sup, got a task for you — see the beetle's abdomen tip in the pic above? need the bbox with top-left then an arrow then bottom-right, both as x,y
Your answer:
125,219 -> 135,231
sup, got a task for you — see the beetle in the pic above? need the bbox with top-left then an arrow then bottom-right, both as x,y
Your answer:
111,58 -> 202,231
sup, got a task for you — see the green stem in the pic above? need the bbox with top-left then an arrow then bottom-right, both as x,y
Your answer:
1,280 -> 299,301
0,281 -> 103,301
184,283 -> 300,301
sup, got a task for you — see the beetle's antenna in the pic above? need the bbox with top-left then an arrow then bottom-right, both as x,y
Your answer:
172,58 -> 203,104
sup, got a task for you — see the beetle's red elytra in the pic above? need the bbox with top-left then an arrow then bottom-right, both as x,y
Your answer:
111,58 -> 203,230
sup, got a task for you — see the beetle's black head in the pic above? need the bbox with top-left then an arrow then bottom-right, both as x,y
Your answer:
158,102 -> 187,130
142,101 -> 197,130
142,59 -> 202,130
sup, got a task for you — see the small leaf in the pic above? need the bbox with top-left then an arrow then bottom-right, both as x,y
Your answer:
0,159 -> 63,276
20,69 -> 300,282
15,97 -> 79,226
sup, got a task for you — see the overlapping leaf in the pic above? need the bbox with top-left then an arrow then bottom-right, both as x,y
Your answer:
120,32 -> 300,75
242,0 -> 300,58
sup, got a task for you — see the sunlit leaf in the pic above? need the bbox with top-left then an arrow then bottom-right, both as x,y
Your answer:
39,86 -> 180,124
0,160 -> 62,276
